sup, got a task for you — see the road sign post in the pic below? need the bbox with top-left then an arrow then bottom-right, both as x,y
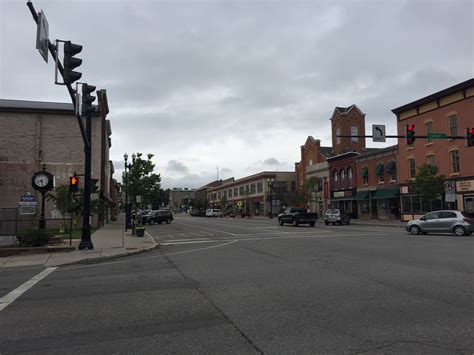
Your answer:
372,124 -> 386,142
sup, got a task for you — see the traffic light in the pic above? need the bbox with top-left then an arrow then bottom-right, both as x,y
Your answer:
63,41 -> 82,85
406,124 -> 415,145
467,127 -> 474,147
69,174 -> 79,193
82,84 -> 96,115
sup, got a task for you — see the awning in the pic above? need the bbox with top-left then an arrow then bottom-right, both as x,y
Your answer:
375,164 -> 384,176
353,191 -> 369,201
372,188 -> 399,199
386,160 -> 396,173
360,166 -> 368,177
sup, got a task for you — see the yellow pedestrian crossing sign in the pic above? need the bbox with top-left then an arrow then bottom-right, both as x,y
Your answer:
236,201 -> 243,209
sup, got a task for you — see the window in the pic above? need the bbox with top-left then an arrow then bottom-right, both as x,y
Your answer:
250,183 -> 256,194
448,115 -> 457,137
256,181 -> 263,193
425,121 -> 433,143
408,158 -> 416,178
332,170 -> 338,189
347,168 -> 353,188
228,189 -> 232,198
336,128 -> 341,144
426,155 -> 435,166
439,211 -> 456,219
308,159 -> 313,166
450,150 -> 460,173
239,186 -> 244,195
378,173 -> 385,183
217,191 -> 221,199
317,178 -> 323,191
291,181 -> 296,192
234,188 -> 238,196
340,169 -> 345,189
351,126 -> 358,142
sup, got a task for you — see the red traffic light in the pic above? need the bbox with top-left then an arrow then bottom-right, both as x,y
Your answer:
407,124 -> 415,132
469,128 -> 474,134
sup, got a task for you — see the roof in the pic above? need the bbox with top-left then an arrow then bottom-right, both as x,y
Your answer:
330,104 -> 365,119
391,78 -> 474,114
0,98 -> 98,114
356,145 -> 397,160
208,171 -> 294,191
320,147 -> 333,158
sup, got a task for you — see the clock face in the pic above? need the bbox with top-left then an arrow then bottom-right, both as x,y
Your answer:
34,174 -> 49,188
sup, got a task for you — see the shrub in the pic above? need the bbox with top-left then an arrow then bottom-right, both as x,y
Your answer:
17,229 -> 51,247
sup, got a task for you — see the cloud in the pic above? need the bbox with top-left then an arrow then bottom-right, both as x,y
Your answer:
263,158 -> 282,166
166,160 -> 189,175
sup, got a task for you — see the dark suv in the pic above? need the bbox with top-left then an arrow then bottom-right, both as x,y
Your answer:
144,210 -> 174,225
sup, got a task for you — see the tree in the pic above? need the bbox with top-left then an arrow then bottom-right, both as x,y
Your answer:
123,153 -> 161,210
409,164 -> 445,211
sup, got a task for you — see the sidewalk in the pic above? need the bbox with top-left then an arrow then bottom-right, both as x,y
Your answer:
0,214 -> 159,268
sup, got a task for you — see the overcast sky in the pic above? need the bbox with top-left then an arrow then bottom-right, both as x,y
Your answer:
1,0 -> 473,189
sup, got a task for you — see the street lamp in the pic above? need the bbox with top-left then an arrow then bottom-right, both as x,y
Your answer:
267,178 -> 274,218
123,152 -> 136,231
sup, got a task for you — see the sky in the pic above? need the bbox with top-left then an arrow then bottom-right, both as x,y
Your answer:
1,0 -> 473,189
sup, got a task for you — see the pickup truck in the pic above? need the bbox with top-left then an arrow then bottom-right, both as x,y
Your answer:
278,207 -> 317,227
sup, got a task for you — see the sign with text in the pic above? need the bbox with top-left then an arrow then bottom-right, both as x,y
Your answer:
445,181 -> 456,202
457,180 -> 473,192
372,124 -> 386,142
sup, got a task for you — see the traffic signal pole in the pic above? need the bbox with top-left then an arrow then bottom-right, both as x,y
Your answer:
79,110 -> 93,250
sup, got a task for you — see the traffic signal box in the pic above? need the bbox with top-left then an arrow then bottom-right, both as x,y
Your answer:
82,84 -> 96,115
69,175 -> 79,193
63,41 -> 82,85
406,124 -> 415,145
467,127 -> 474,147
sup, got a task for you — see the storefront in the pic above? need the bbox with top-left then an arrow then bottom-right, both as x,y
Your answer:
372,188 -> 400,220
457,179 -> 474,212
330,188 -> 357,217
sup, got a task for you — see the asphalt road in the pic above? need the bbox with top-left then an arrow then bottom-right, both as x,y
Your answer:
1,216 -> 473,354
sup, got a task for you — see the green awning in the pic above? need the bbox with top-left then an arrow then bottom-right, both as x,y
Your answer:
353,191 -> 369,201
375,163 -> 384,176
372,188 -> 399,199
360,166 -> 368,177
386,161 -> 396,173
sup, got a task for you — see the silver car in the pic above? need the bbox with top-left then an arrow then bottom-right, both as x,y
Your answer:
324,209 -> 350,225
406,210 -> 474,236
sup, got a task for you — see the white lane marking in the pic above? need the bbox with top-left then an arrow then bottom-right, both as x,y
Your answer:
161,240 -> 224,246
256,227 -> 278,229
0,267 -> 57,311
179,233 -> 189,238
165,240 -> 237,256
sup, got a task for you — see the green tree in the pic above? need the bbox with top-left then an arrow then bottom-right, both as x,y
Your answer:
123,153 -> 161,210
409,164 -> 445,211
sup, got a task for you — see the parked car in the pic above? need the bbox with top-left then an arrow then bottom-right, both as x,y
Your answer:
324,209 -> 350,225
278,207 -> 317,227
406,210 -> 473,236
145,210 -> 174,224
206,208 -> 223,217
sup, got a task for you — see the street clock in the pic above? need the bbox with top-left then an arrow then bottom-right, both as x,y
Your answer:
32,171 -> 54,192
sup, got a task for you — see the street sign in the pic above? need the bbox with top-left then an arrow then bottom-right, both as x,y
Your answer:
35,10 -> 49,63
372,124 -> 386,142
428,133 -> 448,139
445,181 -> 456,202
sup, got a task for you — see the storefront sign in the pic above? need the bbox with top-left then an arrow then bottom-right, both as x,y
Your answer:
457,180 -> 473,192
333,191 -> 345,198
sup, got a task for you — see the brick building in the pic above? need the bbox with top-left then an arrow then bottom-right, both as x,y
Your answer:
0,93 -> 113,230
207,171 -> 296,216
392,78 -> 474,221
331,105 -> 366,155
354,145 -> 399,220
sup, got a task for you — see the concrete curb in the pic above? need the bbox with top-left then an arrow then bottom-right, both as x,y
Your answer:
53,231 -> 160,267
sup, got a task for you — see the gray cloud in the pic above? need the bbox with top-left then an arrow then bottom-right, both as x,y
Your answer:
263,158 -> 282,166
1,0 -> 472,188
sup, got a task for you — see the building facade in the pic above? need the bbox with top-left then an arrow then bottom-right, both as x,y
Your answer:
331,105 -> 366,155
354,145 -> 399,220
169,188 -> 197,212
0,96 -> 112,230
207,171 -> 296,216
392,78 -> 474,221
326,151 -> 359,216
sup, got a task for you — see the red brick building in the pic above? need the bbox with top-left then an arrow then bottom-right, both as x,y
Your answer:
392,78 -> 474,221
331,105 -> 366,155
354,145 -> 399,220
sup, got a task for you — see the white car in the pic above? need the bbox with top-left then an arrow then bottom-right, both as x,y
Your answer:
206,208 -> 223,217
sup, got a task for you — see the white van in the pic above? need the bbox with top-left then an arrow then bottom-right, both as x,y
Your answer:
205,208 -> 223,217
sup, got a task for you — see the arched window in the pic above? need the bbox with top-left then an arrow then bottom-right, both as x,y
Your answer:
347,167 -> 353,188
333,170 -> 338,190
340,169 -> 345,190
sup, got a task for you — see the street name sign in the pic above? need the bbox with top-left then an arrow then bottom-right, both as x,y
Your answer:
428,133 -> 448,139
372,124 -> 386,142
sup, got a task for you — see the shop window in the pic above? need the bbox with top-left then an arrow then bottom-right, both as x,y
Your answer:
450,150 -> 460,173
347,168 -> 353,188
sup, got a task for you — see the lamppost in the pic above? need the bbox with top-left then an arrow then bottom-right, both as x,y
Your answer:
267,178 -> 274,218
123,152 -> 136,231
